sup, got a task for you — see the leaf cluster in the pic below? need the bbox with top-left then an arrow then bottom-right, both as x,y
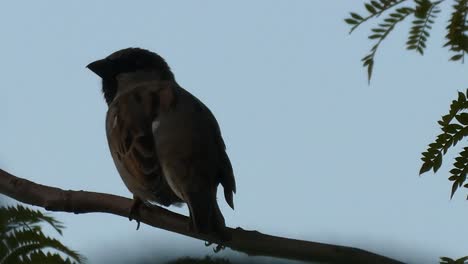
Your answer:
360,6 -> 415,81
440,256 -> 468,264
345,1 -> 468,261
345,0 -> 468,81
0,205 -> 85,264
419,90 -> 468,198
407,0 -> 442,54
445,0 -> 468,61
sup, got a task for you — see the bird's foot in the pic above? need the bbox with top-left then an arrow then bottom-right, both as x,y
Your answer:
204,241 -> 225,253
129,197 -> 143,230
213,244 -> 225,253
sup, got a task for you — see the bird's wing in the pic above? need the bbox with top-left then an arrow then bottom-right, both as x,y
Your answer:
105,87 -> 182,206
181,88 -> 237,209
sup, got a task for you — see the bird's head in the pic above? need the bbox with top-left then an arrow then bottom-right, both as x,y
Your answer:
87,48 -> 175,105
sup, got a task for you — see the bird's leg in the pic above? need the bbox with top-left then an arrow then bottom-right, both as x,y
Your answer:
187,214 -> 197,233
129,196 -> 143,230
187,206 -> 198,233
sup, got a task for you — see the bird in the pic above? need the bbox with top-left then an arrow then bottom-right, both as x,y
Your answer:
87,48 -> 236,239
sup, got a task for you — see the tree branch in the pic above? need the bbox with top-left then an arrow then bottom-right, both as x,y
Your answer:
0,168 -> 403,264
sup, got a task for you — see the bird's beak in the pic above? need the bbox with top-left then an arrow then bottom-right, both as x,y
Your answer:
86,58 -> 111,78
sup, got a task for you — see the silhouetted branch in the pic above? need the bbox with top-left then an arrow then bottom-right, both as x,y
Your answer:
0,168 -> 403,264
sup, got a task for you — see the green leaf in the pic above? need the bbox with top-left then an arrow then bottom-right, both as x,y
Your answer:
433,154 -> 443,172
443,123 -> 463,133
417,46 -> 424,54
390,13 -> 403,18
384,18 -> 397,23
350,12 -> 363,20
455,113 -> 468,125
372,28 -> 386,33
371,1 -> 383,9
365,3 -> 377,14
369,34 -> 383,39
419,160 -> 433,175
451,181 -> 459,199
345,18 -> 358,25
450,54 -> 463,61
367,60 -> 374,83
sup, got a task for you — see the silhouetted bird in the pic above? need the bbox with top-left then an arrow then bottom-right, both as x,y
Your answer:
87,48 -> 236,239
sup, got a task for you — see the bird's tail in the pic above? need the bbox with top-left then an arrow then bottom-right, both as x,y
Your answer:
219,151 -> 236,210
187,191 -> 229,240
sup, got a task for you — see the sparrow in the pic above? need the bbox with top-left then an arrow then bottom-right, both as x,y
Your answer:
87,48 -> 236,239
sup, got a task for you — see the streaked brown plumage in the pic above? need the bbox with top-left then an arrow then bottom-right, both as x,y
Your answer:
87,48 -> 236,238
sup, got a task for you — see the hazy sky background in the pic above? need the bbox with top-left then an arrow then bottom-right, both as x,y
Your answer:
1,1 -> 468,263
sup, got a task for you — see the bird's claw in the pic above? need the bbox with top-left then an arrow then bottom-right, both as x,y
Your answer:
129,198 -> 142,230
128,217 -> 141,230
213,244 -> 225,253
204,241 -> 212,247
204,241 -> 225,253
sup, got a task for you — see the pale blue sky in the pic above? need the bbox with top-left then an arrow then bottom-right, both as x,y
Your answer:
1,1 -> 468,263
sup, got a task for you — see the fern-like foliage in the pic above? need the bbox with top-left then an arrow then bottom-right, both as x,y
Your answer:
345,2 -> 468,259
445,0 -> 468,61
345,0 -> 409,34
1,204 -> 65,235
361,7 -> 414,81
16,251 -> 76,264
407,0 -> 442,54
345,0 -> 466,81
420,90 -> 468,198
0,204 -> 86,264
448,147 -> 468,198
440,256 -> 468,264
345,0 -> 416,81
